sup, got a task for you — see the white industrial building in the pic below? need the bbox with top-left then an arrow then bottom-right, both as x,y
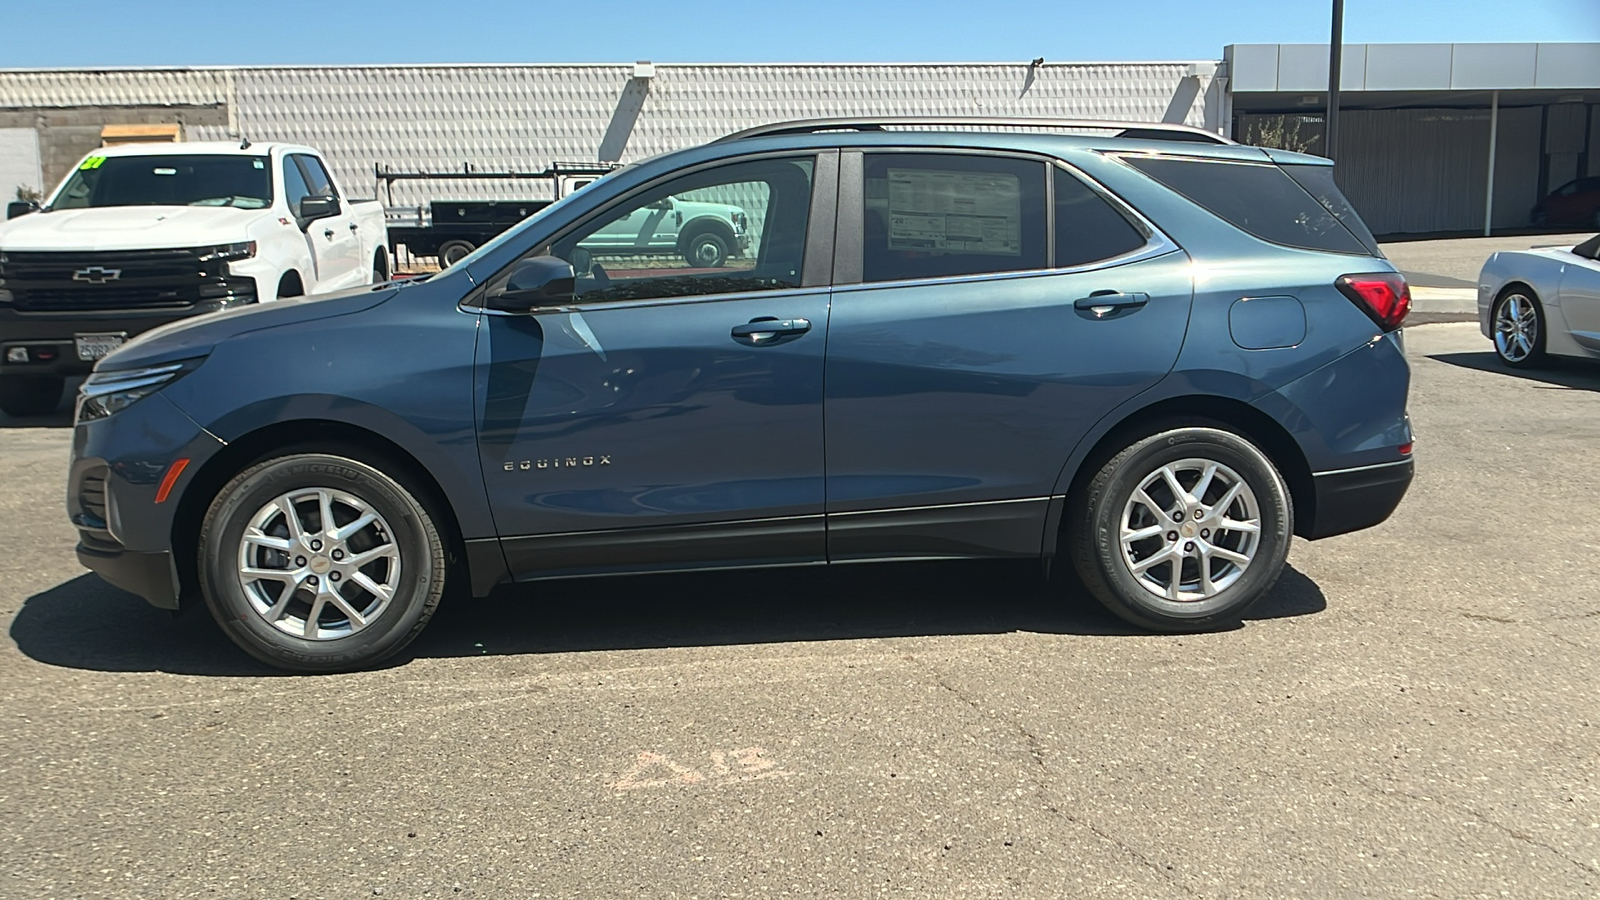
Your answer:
0,43 -> 1596,237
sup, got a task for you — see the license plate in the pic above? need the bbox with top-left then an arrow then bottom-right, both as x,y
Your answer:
75,332 -> 126,361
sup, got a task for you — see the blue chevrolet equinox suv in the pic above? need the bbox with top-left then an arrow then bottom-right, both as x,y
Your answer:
66,117 -> 1414,672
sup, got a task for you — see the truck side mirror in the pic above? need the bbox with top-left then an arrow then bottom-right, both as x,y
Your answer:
648,198 -> 673,211
6,200 -> 39,220
297,196 -> 339,223
486,256 -> 575,313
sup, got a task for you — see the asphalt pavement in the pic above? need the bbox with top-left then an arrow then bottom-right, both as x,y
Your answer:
2,321 -> 1598,899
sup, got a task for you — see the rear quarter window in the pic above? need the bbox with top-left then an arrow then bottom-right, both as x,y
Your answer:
1125,156 -> 1372,256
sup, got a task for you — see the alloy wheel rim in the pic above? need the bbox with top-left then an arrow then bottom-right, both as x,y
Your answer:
1494,294 -> 1537,362
236,487 -> 402,640
694,240 -> 720,265
1119,458 -> 1262,603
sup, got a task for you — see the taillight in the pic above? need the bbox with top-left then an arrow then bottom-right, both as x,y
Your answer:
1335,272 -> 1410,331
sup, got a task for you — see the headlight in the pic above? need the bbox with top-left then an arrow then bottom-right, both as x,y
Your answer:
77,359 -> 201,423
197,241 -> 256,262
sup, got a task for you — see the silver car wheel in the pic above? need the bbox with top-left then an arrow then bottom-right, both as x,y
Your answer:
1494,293 -> 1538,363
236,487 -> 402,640
1119,458 -> 1262,602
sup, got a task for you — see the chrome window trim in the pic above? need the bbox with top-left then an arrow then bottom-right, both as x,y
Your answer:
830,244 -> 1182,295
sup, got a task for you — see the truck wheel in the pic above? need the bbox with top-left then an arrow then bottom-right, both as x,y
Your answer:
683,231 -> 729,268
0,375 -> 65,418
437,241 -> 475,268
373,249 -> 390,283
197,452 -> 448,673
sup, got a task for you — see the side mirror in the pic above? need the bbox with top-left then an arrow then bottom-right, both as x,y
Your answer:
6,200 -> 39,220
487,256 -> 575,312
298,196 -> 339,222
648,198 -> 674,211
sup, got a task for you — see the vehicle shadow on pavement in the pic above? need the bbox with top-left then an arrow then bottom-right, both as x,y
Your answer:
8,563 -> 1327,675
0,407 -> 74,429
0,377 -> 81,429
1428,351 -> 1600,392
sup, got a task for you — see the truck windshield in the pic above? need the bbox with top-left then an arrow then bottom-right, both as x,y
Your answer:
50,155 -> 274,210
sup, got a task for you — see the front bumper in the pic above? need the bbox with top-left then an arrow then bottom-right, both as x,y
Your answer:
0,302 -> 233,377
68,390 -> 224,609
1304,458 -> 1414,540
76,538 -> 181,610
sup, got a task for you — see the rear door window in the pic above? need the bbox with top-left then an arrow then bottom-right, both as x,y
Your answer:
1126,156 -> 1372,256
1054,168 -> 1149,267
861,153 -> 1047,283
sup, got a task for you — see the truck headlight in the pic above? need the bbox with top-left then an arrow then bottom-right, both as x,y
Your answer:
197,241 -> 257,262
77,359 -> 201,423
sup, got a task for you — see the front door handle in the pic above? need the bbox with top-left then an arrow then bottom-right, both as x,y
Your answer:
731,317 -> 811,344
323,228 -> 335,239
1074,291 -> 1150,317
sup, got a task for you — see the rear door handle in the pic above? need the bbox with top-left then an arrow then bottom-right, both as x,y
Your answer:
731,317 -> 811,343
1074,291 -> 1149,317
348,222 -> 359,232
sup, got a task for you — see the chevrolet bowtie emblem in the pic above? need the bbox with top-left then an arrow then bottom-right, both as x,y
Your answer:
72,266 -> 121,284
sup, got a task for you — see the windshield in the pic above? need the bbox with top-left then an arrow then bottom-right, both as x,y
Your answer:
50,154 -> 274,210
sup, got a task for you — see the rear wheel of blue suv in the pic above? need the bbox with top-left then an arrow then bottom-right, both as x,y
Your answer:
65,117 -> 1413,672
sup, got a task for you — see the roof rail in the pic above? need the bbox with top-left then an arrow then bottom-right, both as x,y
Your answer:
717,116 -> 1234,145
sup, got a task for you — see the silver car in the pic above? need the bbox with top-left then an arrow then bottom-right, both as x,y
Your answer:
1479,234 -> 1600,367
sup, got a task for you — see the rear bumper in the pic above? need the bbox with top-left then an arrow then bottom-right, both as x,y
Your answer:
1304,458 -> 1413,540
0,302 -> 232,377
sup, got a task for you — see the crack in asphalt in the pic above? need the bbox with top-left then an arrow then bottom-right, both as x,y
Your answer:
1371,784 -> 1599,879
907,654 -> 1198,897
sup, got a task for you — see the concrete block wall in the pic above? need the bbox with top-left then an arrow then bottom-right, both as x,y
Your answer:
0,104 -> 228,192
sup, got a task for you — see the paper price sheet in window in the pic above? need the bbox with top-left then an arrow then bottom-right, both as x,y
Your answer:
886,168 -> 1022,256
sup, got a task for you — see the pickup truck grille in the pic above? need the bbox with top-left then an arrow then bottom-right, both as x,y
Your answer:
0,248 -> 252,312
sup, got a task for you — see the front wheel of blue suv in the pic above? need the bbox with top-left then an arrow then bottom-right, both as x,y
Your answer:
197,452 -> 448,673
1070,426 -> 1294,632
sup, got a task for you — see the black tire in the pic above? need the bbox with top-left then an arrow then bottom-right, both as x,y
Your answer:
198,453 -> 447,673
0,374 -> 65,418
1491,286 -> 1547,368
277,271 -> 304,299
437,240 -> 475,268
681,230 -> 729,268
373,248 -> 390,283
1069,426 -> 1292,632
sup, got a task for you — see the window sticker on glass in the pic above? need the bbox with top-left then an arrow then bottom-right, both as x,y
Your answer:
886,168 -> 1022,256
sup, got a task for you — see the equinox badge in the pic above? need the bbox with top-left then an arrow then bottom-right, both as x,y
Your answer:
505,455 -> 613,471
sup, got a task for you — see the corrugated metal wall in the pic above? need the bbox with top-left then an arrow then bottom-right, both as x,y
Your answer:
1240,107 -> 1544,235
0,63 -> 1206,207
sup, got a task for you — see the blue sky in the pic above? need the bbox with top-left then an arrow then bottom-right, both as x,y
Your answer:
6,0 -> 1598,67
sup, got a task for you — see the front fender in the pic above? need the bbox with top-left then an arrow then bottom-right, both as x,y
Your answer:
158,286 -> 497,540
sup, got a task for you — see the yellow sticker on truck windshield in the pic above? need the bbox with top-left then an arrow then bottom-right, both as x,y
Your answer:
79,156 -> 107,170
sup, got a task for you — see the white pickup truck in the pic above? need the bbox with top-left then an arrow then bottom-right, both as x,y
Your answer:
0,141 -> 388,416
